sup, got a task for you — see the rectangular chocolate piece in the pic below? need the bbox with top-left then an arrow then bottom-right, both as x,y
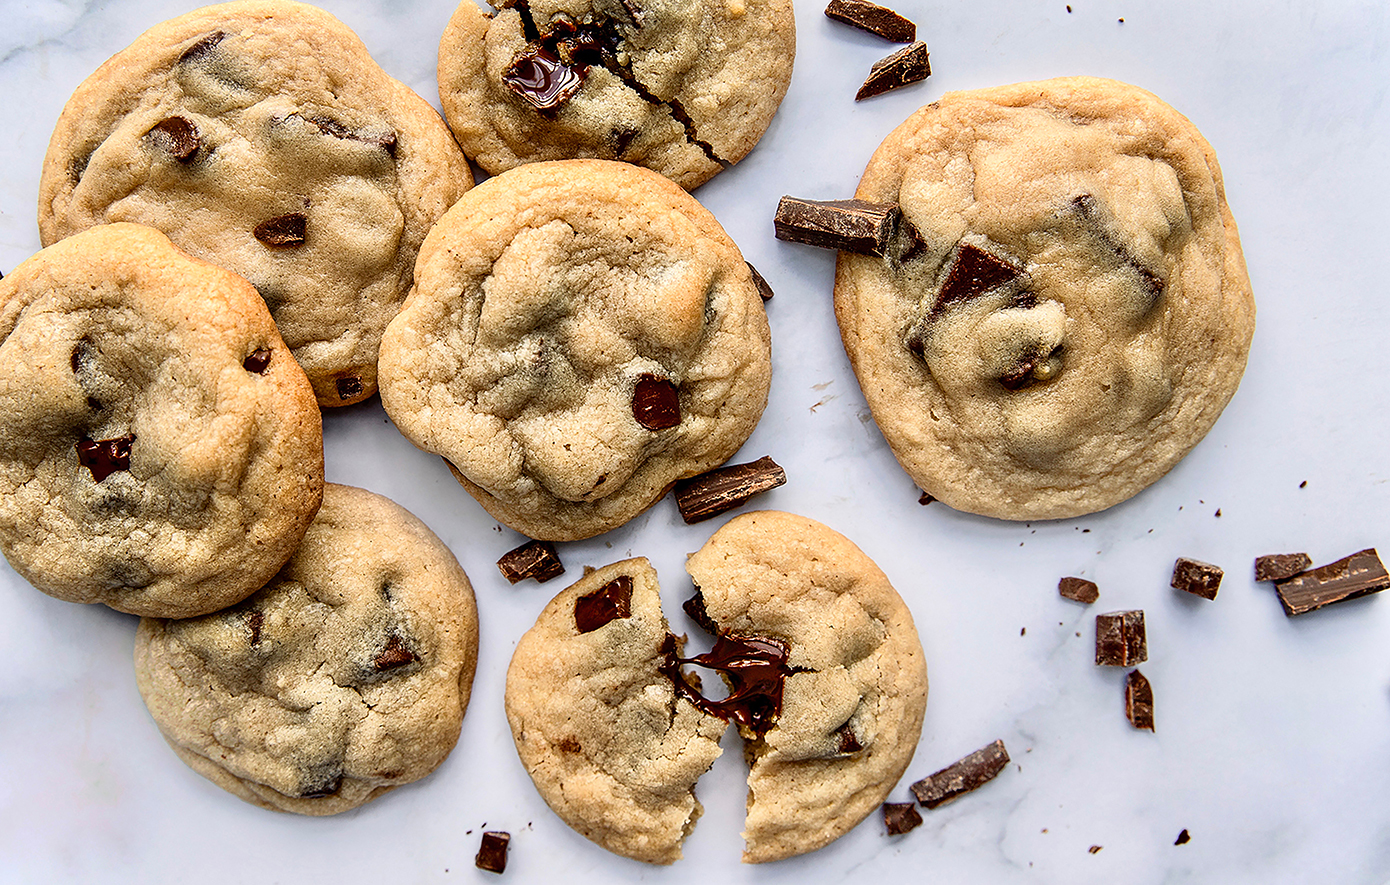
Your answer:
1254,552 -> 1312,582
1171,557 -> 1223,600
825,0 -> 916,42
883,801 -> 923,835
1125,669 -> 1154,731
774,196 -> 901,256
674,455 -> 786,524
856,41 -> 931,100
909,739 -> 1009,809
497,539 -> 565,584
1058,576 -> 1099,604
1273,548 -> 1390,616
1095,610 -> 1146,666
475,831 -> 510,874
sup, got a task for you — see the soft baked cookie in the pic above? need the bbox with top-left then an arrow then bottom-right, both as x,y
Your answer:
135,483 -> 479,816
833,77 -> 1255,519
378,159 -> 771,541
39,0 -> 472,406
438,0 -> 795,189
0,223 -> 322,618
504,558 -> 725,864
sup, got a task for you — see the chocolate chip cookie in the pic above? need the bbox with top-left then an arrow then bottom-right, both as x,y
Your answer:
833,77 -> 1255,519
0,223 -> 323,618
134,483 -> 479,815
438,0 -> 795,189
38,0 -> 472,406
378,159 -> 772,541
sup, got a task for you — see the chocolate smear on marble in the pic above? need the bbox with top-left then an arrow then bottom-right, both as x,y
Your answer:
1058,576 -> 1099,604
825,0 -> 916,41
475,831 -> 510,874
574,575 -> 633,633
1273,548 -> 1389,616
1125,669 -> 1154,731
1095,610 -> 1146,666
910,739 -> 1010,809
254,213 -> 307,247
774,197 -> 903,257
1171,557 -> 1223,600
147,116 -> 200,162
498,539 -> 565,584
76,434 -> 135,482
632,374 -> 681,430
1254,553 -> 1311,583
856,41 -> 931,100
883,801 -> 923,835
674,456 -> 786,524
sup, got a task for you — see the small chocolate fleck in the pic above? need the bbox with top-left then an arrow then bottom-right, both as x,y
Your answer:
1095,610 -> 1146,666
574,575 -> 634,633
883,801 -> 923,835
1089,845 -> 1103,854
910,739 -> 1010,809
855,41 -> 931,100
498,539 -> 565,584
557,737 -> 582,754
825,0 -> 916,41
632,374 -> 681,430
1273,548 -> 1390,616
1175,829 -> 1191,845
336,375 -> 364,401
1058,576 -> 1099,604
373,634 -> 417,671
1125,669 -> 1154,731
1171,557 -> 1223,600
246,610 -> 264,646
76,434 -> 135,482
673,456 -> 786,524
774,196 -> 903,257
147,116 -> 200,162
746,262 -> 774,300
475,831 -> 510,874
243,348 -> 272,374
1254,553 -> 1312,583
253,213 -> 307,247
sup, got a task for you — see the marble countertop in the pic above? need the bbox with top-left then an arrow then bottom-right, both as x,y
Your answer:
3,1 -> 1388,883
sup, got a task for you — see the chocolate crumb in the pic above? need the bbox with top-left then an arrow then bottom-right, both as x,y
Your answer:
243,348 -> 272,374
856,41 -> 931,100
147,116 -> 200,162
1273,548 -> 1390,616
1300,480 -> 1308,488
1125,669 -> 1154,731
1175,829 -> 1191,845
632,374 -> 681,430
335,375 -> 364,401
825,0 -> 916,42
1058,576 -> 1099,604
475,831 -> 510,874
883,801 -> 923,835
674,456 -> 786,523
253,213 -> 307,247
1171,557 -> 1223,600
575,575 -> 633,633
497,539 -> 565,584
1214,508 -> 1221,517
1089,845 -> 1103,854
910,739 -> 1009,809
1095,610 -> 1146,666
1254,553 -> 1312,583
76,434 -> 135,482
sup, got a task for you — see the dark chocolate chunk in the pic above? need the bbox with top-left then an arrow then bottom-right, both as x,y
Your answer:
1171,557 -> 1222,600
682,588 -> 719,634
310,116 -> 398,155
1072,194 -> 1165,301
910,739 -> 1010,809
147,116 -> 200,162
253,213 -> 307,247
774,197 -> 902,257
825,0 -> 917,41
501,13 -> 619,113
246,610 -> 264,646
335,375 -> 364,401
1273,548 -> 1390,616
918,491 -> 936,505
373,634 -> 417,671
243,348 -> 272,374
298,767 -> 344,799
1095,610 -> 1146,666
935,243 -> 1022,312
76,434 -> 135,482
178,31 -> 226,65
746,262 -> 774,300
574,575 -> 634,633
834,722 -> 863,754
855,41 -> 931,100
497,539 -> 565,584
673,455 -> 786,524
1125,669 -> 1154,731
1175,829 -> 1191,845
999,345 -> 1062,391
632,374 -> 681,430
1058,576 -> 1099,604
1254,553 -> 1312,582
883,801 -> 923,835
475,831 -> 510,874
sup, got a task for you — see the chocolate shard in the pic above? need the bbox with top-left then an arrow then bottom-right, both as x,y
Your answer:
1254,553 -> 1312,583
475,831 -> 511,874
1273,548 -> 1390,616
883,801 -> 923,835
243,348 -> 272,374
1125,669 -> 1154,731
147,116 -> 200,162
855,41 -> 931,100
834,722 -> 864,754
574,575 -> 633,633
373,634 -> 417,671
76,434 -> 135,482
918,491 -> 936,505
935,243 -> 1022,312
1095,610 -> 1146,666
1171,557 -> 1223,600
632,374 -> 681,430
1058,576 -> 1099,604
673,455 -> 786,524
746,262 -> 774,300
774,196 -> 902,257
910,739 -> 1010,809
310,116 -> 398,155
253,213 -> 307,247
825,0 -> 916,42
497,539 -> 565,584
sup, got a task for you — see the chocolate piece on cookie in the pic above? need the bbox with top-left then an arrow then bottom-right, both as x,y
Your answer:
833,77 -> 1255,519
437,0 -> 795,189
38,0 -> 472,407
135,484 -> 479,815
378,160 -> 771,541
0,223 -> 322,618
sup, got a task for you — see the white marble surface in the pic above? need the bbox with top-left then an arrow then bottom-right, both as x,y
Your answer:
2,0 -> 1389,882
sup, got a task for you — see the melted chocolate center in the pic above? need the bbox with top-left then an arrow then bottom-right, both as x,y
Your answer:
660,631 -> 791,735
76,434 -> 135,482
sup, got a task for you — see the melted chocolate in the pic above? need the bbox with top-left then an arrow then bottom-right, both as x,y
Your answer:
253,213 -> 307,247
335,375 -> 364,401
631,374 -> 681,430
660,631 -> 791,735
76,434 -> 134,482
574,575 -> 633,633
502,14 -> 617,112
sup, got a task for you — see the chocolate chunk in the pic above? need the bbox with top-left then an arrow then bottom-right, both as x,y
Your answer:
147,116 -> 200,162
1171,557 -> 1222,600
855,41 -> 931,100
373,634 -> 417,671
497,539 -> 565,584
834,722 -> 864,753
1058,576 -> 1099,604
999,345 -> 1062,391
475,831 -> 510,874
746,262 -> 774,300
253,213 -> 307,247
918,491 -> 936,505
298,767 -> 343,799
1089,845 -> 1103,854
1254,553 -> 1312,582
246,610 -> 264,646
76,434 -> 135,482
682,588 -> 719,634
504,49 -> 585,111
883,801 -> 923,835
774,197 -> 903,257
335,375 -> 364,401
632,374 -> 681,430
1125,669 -> 1154,731
936,243 -> 1022,312
910,739 -> 1010,809
825,0 -> 916,41
243,348 -> 272,374
574,575 -> 633,633
178,31 -> 226,65
1175,829 -> 1191,845
1273,548 -> 1390,616
1095,610 -> 1146,666
310,116 -> 397,155
673,455 -> 786,524
1072,194 -> 1165,300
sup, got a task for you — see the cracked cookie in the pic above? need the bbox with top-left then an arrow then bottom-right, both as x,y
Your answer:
833,77 -> 1255,519
134,483 -> 480,815
504,512 -> 928,863
437,0 -> 795,189
377,159 -> 772,541
38,0 -> 472,407
0,223 -> 322,618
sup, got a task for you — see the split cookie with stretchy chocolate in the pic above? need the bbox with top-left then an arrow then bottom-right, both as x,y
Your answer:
378,159 -> 771,541
832,77 -> 1255,519
0,223 -> 322,618
135,484 -> 479,815
437,0 -> 795,189
38,0 -> 472,407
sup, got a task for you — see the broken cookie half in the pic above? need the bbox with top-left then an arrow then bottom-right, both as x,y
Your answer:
503,511 -> 929,863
